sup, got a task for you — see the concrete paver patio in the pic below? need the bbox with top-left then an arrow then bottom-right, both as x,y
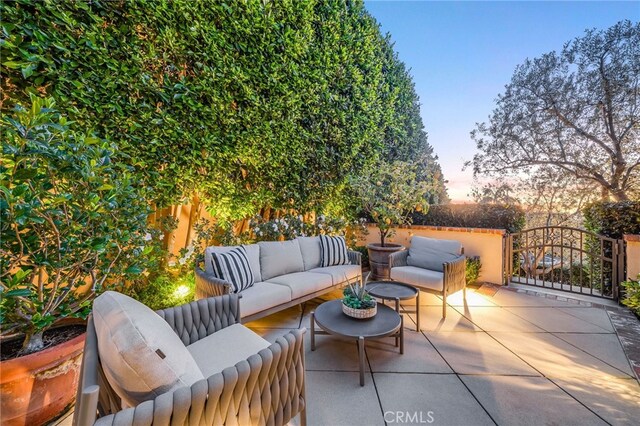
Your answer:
245,287 -> 640,426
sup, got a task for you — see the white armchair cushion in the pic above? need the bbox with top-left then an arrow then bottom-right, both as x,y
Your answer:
205,244 -> 262,283
187,324 -> 270,378
92,291 -> 204,407
390,266 -> 444,292
297,236 -> 322,270
258,240 -> 304,281
407,236 -> 462,272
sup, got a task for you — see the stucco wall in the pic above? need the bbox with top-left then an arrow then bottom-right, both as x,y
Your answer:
624,235 -> 640,280
359,224 -> 506,285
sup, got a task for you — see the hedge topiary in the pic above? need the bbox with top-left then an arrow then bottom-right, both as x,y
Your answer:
411,204 -> 526,234
583,201 -> 640,239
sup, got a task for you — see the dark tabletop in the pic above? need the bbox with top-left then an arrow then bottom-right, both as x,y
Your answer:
313,300 -> 401,339
366,281 -> 418,300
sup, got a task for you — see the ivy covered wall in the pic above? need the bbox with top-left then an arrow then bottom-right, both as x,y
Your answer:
1,0 -> 446,222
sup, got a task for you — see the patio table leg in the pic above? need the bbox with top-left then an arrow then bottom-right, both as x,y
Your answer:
400,315 -> 404,354
416,291 -> 420,331
358,336 -> 365,386
310,312 -> 316,351
394,297 -> 400,347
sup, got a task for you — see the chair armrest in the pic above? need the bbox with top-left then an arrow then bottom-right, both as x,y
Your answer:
156,295 -> 241,346
443,255 -> 466,295
195,265 -> 232,299
348,249 -> 362,265
389,250 -> 409,268
92,329 -> 307,426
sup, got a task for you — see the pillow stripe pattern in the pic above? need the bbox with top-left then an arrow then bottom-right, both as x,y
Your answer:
319,235 -> 349,267
210,246 -> 254,293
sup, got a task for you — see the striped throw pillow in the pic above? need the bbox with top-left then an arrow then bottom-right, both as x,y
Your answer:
319,235 -> 350,267
210,246 -> 254,293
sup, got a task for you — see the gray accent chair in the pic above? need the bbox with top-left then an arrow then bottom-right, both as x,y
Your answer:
196,237 -> 362,323
74,294 -> 307,426
389,236 -> 467,318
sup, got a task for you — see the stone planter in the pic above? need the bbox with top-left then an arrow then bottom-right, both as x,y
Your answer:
342,302 -> 377,319
0,328 -> 86,426
367,243 -> 405,280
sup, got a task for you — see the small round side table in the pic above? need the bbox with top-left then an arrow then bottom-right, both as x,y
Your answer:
365,281 -> 420,331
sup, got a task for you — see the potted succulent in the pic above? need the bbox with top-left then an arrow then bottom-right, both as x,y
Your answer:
342,279 -> 377,319
350,160 -> 432,280
0,97 -> 151,425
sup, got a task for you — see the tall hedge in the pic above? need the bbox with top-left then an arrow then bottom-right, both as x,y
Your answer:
583,201 -> 640,239
1,0 -> 445,219
412,204 -> 526,234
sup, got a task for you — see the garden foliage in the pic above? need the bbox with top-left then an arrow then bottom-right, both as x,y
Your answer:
583,201 -> 640,239
1,0 -> 446,220
411,204 -> 526,234
0,97 -> 151,353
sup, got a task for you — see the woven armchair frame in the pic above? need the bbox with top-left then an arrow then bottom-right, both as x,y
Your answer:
74,295 -> 307,426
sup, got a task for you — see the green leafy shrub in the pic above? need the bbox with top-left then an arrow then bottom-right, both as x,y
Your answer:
583,201 -> 640,239
621,274 -> 640,316
1,0 -> 445,220
412,204 -> 526,233
466,256 -> 482,286
0,97 -> 151,354
128,271 -> 195,311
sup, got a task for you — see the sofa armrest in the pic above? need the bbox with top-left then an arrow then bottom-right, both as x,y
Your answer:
92,329 -> 307,426
347,249 -> 362,266
156,295 -> 241,346
195,265 -> 232,299
389,250 -> 409,268
443,255 -> 466,295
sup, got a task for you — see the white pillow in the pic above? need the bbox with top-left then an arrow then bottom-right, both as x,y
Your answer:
297,236 -> 322,270
92,291 -> 204,407
258,240 -> 304,281
210,246 -> 254,293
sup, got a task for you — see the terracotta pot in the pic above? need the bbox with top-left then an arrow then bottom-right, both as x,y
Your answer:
0,329 -> 86,426
366,243 -> 405,280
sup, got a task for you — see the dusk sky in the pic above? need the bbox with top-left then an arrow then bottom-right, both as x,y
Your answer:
364,1 -> 639,202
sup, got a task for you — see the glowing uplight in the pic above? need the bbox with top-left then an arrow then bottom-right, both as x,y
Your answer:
173,285 -> 190,298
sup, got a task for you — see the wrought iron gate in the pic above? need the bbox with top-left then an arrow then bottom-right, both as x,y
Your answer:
505,227 -> 624,300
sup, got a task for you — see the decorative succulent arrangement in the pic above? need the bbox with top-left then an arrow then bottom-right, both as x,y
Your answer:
342,278 -> 376,310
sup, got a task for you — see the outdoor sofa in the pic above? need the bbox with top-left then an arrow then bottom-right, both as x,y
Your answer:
195,236 -> 362,322
389,236 -> 467,318
74,292 -> 306,426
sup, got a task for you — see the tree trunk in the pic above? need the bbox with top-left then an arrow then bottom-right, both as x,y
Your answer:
610,188 -> 629,201
21,331 -> 44,355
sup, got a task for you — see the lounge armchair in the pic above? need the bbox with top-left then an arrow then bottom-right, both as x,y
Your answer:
389,236 -> 466,319
73,292 -> 306,426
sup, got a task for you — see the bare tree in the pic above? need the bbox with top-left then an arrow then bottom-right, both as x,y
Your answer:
470,20 -> 639,202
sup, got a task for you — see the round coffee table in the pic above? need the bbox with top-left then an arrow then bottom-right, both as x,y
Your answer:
310,300 -> 403,386
366,281 -> 420,331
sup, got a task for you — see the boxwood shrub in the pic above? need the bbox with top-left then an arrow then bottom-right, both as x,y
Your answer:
411,204 -> 526,234
583,201 -> 640,239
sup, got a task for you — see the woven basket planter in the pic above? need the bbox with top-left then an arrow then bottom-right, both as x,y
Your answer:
342,301 -> 377,319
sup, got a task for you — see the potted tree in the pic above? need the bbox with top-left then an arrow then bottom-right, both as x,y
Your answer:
0,97 -> 151,425
350,160 -> 432,280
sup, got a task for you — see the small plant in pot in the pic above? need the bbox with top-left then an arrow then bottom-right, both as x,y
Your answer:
0,97 -> 152,425
342,278 -> 377,319
350,160 -> 433,280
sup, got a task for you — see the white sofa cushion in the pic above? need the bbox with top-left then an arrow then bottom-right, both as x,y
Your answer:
187,323 -> 270,378
319,235 -> 349,266
390,266 -> 444,292
258,240 -> 304,281
310,264 -> 361,285
407,236 -> 462,272
266,272 -> 333,299
297,236 -> 322,270
238,281 -> 292,318
92,291 -> 204,407
205,244 -> 262,283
